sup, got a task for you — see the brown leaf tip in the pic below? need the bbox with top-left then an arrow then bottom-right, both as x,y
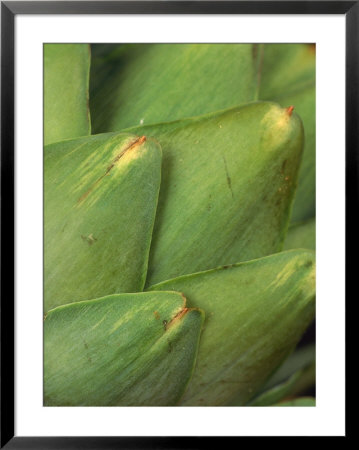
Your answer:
165,307 -> 189,330
138,136 -> 147,144
286,106 -> 295,116
173,307 -> 189,322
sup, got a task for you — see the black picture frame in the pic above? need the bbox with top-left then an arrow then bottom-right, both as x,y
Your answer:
1,1 -> 354,447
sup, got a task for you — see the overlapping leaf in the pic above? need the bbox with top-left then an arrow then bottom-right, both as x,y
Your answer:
44,133 -> 161,311
90,43 -> 258,132
44,44 -> 91,145
258,44 -> 316,222
44,291 -> 204,405
43,43 -> 317,407
246,361 -> 315,406
257,343 -> 315,392
125,101 -> 304,285
284,218 -> 316,251
226,343 -> 316,405
258,44 -> 315,100
149,250 -> 316,406
90,43 -> 315,224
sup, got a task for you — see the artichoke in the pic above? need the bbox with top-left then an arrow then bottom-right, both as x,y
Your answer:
44,43 -> 316,406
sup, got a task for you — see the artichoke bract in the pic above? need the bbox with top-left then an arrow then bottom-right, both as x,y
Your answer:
44,133 -> 161,311
130,101 -> 304,285
43,43 -> 316,407
90,43 -> 257,132
44,44 -> 91,145
90,43 -> 315,226
149,250 -> 315,406
284,218 -> 316,251
258,44 -> 316,223
44,291 -> 204,406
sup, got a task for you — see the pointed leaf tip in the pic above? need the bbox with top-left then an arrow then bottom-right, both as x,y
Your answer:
149,250 -> 315,406
44,291 -> 204,406
141,101 -> 304,286
286,105 -> 295,116
44,133 -> 162,311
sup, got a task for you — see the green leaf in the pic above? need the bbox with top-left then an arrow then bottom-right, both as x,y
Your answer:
259,343 -> 315,392
44,291 -> 204,406
258,44 -> 315,100
90,43 -> 258,133
246,371 -> 305,406
275,397 -> 316,406
284,218 -> 316,251
246,361 -> 315,406
44,44 -> 91,145
149,250 -> 316,406
44,133 -> 161,311
258,44 -> 315,222
290,360 -> 315,397
129,101 -> 303,286
227,344 -> 316,405
277,88 -> 315,222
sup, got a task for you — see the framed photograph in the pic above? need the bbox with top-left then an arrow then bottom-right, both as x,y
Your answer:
1,1 -> 352,446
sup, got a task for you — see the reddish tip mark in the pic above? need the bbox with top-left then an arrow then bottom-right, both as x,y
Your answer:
173,307 -> 189,321
165,307 -> 189,331
77,135 -> 147,206
286,106 -> 295,116
138,136 -> 146,144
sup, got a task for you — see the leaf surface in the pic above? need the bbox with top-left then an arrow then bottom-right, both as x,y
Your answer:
129,102 -> 304,286
258,44 -> 315,100
246,361 -> 315,406
44,44 -> 91,145
284,218 -> 316,251
44,291 -> 204,406
258,343 -> 315,392
45,133 -> 161,311
276,88 -> 315,222
90,43 -> 258,132
149,250 -> 316,406
258,44 -> 315,222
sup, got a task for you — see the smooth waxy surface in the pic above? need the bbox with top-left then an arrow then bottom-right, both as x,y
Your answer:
90,43 -> 257,132
284,218 -> 316,251
149,250 -> 316,406
44,291 -> 204,405
127,102 -> 304,286
44,44 -> 91,145
258,44 -> 315,222
44,133 -> 161,311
